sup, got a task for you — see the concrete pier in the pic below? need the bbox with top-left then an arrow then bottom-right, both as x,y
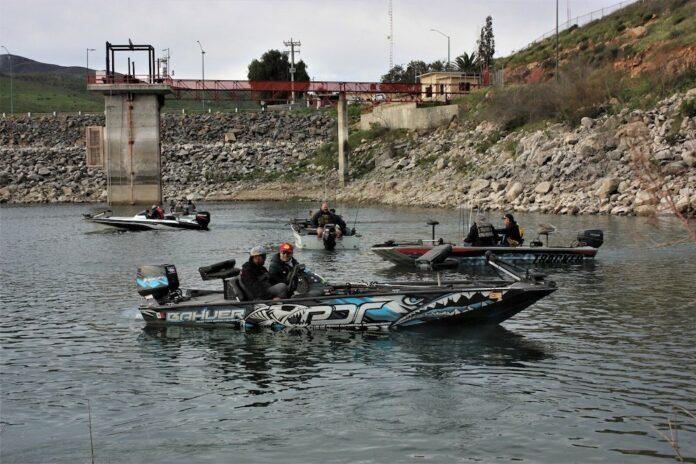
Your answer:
337,92 -> 349,187
88,83 -> 170,205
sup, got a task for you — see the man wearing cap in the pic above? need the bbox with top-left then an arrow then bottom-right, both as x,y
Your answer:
240,246 -> 288,300
463,213 -> 498,246
269,243 -> 299,286
496,213 -> 524,247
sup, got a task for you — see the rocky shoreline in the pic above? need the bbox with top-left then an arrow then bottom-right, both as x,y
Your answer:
1,91 -> 694,217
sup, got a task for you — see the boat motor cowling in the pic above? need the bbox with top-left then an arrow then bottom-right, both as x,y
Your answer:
322,223 -> 337,250
136,264 -> 180,299
195,211 -> 211,228
577,229 -> 604,248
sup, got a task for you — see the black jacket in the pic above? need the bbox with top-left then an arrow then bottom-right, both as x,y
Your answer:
464,222 -> 498,246
240,259 -> 272,300
496,222 -> 523,245
268,253 -> 298,285
310,210 -> 347,232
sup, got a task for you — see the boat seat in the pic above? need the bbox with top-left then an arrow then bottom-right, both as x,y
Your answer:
224,276 -> 250,301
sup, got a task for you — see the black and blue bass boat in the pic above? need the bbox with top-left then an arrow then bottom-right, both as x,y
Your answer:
136,253 -> 556,331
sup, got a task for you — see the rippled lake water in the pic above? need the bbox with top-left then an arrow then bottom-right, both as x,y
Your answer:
1,202 -> 695,463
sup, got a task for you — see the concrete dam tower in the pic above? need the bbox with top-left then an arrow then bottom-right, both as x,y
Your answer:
88,42 -> 170,205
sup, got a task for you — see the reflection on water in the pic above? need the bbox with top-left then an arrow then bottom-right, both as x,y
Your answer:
1,202 -> 695,463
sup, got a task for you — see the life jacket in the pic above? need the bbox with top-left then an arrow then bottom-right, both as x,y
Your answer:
477,222 -> 495,239
317,212 -> 333,227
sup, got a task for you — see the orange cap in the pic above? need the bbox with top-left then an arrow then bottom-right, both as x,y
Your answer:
279,242 -> 294,253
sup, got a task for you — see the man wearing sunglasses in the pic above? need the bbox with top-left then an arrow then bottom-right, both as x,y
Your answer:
269,242 -> 300,287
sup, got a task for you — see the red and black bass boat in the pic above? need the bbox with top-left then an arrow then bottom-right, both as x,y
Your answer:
372,222 -> 603,270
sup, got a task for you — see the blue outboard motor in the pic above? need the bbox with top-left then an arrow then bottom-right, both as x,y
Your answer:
136,264 -> 179,299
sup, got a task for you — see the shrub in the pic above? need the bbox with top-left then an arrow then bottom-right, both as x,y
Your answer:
682,99 -> 696,119
616,23 -> 627,32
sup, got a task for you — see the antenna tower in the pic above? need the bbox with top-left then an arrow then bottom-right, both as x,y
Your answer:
388,0 -> 393,70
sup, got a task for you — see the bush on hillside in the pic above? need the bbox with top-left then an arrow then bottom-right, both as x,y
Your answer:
481,61 -> 622,129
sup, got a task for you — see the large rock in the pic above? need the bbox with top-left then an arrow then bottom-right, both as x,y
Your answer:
535,181 -> 552,194
634,190 -> 656,207
635,205 -> 656,216
597,177 -> 620,199
580,117 -> 595,129
470,178 -> 490,194
506,182 -> 524,201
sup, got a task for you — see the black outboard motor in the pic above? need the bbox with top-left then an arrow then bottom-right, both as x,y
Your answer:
577,229 -> 604,248
322,223 -> 337,250
195,211 -> 211,229
136,264 -> 179,299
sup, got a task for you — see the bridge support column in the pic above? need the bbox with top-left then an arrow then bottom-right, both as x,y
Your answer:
88,83 -> 170,205
337,92 -> 349,187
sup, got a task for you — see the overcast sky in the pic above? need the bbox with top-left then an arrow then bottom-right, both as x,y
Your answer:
2,0 -> 624,81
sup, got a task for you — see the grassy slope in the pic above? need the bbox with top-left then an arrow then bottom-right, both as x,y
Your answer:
500,0 -> 695,82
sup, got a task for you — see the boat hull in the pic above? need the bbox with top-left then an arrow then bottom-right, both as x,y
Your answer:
85,215 -> 208,231
372,243 -> 597,266
292,229 -> 361,250
139,281 -> 555,331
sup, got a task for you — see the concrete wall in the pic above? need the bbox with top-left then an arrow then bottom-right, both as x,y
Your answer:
104,94 -> 162,205
359,103 -> 458,131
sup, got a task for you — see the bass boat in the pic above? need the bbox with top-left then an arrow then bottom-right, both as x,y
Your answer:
135,253 -> 556,331
372,222 -> 603,269
290,218 -> 361,251
84,209 -> 211,231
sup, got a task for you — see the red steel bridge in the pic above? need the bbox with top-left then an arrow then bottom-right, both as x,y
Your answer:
91,41 -> 488,104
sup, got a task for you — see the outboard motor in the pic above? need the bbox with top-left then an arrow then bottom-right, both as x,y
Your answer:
136,264 -> 179,300
195,211 -> 211,229
576,229 -> 604,248
322,223 -> 337,250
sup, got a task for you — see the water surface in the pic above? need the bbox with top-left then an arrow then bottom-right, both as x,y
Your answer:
1,202 -> 695,463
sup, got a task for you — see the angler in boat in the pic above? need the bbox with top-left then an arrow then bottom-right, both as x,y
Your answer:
269,242 -> 300,287
495,213 -> 524,247
464,213 -> 499,246
240,246 -> 290,300
291,203 -> 361,251
311,202 -> 348,240
372,220 -> 604,269
135,252 -> 556,330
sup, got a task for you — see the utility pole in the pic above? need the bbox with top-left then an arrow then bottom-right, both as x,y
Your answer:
1,46 -> 13,113
283,38 -> 301,104
86,48 -> 95,83
196,40 -> 205,111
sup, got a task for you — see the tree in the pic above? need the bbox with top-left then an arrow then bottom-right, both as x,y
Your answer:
428,60 -> 446,72
247,49 -> 309,82
455,52 -> 479,73
477,16 -> 495,69
381,65 -> 407,83
247,49 -> 309,101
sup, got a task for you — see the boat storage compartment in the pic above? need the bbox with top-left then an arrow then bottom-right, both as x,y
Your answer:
136,264 -> 180,298
577,230 -> 604,248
